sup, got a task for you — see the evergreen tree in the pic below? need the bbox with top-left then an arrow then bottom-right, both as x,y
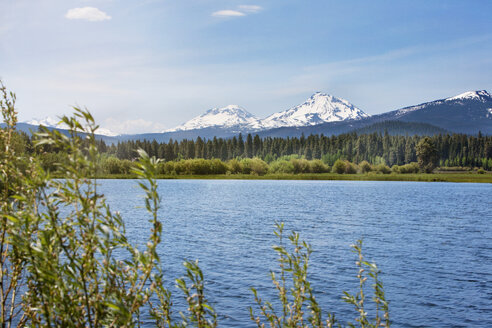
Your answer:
416,137 -> 438,173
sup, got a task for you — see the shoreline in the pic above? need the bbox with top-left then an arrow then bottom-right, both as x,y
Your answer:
72,173 -> 492,183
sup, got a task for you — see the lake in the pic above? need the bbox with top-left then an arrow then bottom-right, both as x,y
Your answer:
98,179 -> 492,327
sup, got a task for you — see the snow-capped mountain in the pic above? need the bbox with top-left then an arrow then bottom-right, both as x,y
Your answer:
446,90 -> 491,102
396,90 -> 492,116
166,93 -> 369,133
165,105 -> 263,132
26,117 -> 61,127
261,92 -> 369,129
23,117 -> 119,136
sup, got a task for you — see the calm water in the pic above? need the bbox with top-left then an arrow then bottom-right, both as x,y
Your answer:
99,179 -> 492,327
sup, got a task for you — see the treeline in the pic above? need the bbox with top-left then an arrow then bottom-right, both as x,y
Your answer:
8,129 -> 492,170
106,132 -> 491,169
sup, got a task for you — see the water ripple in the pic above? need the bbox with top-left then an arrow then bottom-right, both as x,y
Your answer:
99,180 -> 492,327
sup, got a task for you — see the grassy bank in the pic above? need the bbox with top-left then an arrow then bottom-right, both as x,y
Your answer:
80,172 -> 492,183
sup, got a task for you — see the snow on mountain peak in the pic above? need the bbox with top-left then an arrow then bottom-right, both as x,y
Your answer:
446,90 -> 491,102
396,90 -> 492,116
165,105 -> 263,132
23,117 -> 119,136
261,92 -> 369,129
26,117 -> 61,127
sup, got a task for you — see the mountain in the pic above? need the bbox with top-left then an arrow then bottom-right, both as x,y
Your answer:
165,105 -> 263,132
13,90 -> 491,143
165,92 -> 368,133
2,122 -> 119,144
256,90 -> 492,138
262,92 -> 369,128
24,117 -> 119,137
384,90 -> 492,134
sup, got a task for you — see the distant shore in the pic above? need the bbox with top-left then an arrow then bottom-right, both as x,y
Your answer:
80,172 -> 492,183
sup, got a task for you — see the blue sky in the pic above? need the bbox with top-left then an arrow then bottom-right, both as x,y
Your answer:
1,0 -> 491,134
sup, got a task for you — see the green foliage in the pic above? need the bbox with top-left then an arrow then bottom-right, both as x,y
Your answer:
415,137 -> 438,173
250,224 -> 390,328
176,260 -> 217,327
0,85 -> 219,327
342,240 -> 390,328
332,159 -> 346,174
309,159 -> 329,173
0,80 -> 34,327
397,162 -> 420,174
103,156 -> 127,174
375,164 -> 391,175
344,161 -> 358,174
359,161 -> 372,173
269,160 -> 295,174
241,158 -> 269,175
18,109 -> 173,326
227,158 -> 243,174
2,81 -> 394,327
250,222 -> 336,327
11,112 -> 492,171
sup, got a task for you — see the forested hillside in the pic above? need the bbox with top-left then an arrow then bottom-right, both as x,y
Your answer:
18,130 -> 492,169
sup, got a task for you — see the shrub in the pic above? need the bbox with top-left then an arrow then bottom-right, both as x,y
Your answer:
359,160 -> 372,173
120,159 -> 134,174
1,102 -> 219,326
375,164 -> 391,174
477,168 -> 486,174
227,158 -> 243,174
291,158 -> 311,174
309,159 -> 329,173
210,158 -> 228,174
174,159 -> 188,174
165,161 -> 178,174
399,162 -> 420,174
38,151 -> 67,172
269,160 -> 295,174
156,161 -> 168,174
250,223 -> 390,328
391,165 -> 400,173
190,158 -> 211,174
344,161 -> 357,174
332,159 -> 346,174
242,157 -> 269,175
104,156 -> 123,174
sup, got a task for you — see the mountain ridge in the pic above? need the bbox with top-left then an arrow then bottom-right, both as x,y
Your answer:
164,92 -> 369,133
17,90 -> 491,142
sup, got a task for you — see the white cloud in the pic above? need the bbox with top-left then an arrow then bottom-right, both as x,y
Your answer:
65,7 -> 111,22
212,10 -> 245,17
238,5 -> 262,13
212,5 -> 262,18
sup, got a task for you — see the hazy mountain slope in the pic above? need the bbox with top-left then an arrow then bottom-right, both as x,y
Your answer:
352,121 -> 450,136
24,117 -> 119,136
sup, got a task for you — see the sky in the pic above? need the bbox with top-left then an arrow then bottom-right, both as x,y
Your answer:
1,0 -> 491,134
